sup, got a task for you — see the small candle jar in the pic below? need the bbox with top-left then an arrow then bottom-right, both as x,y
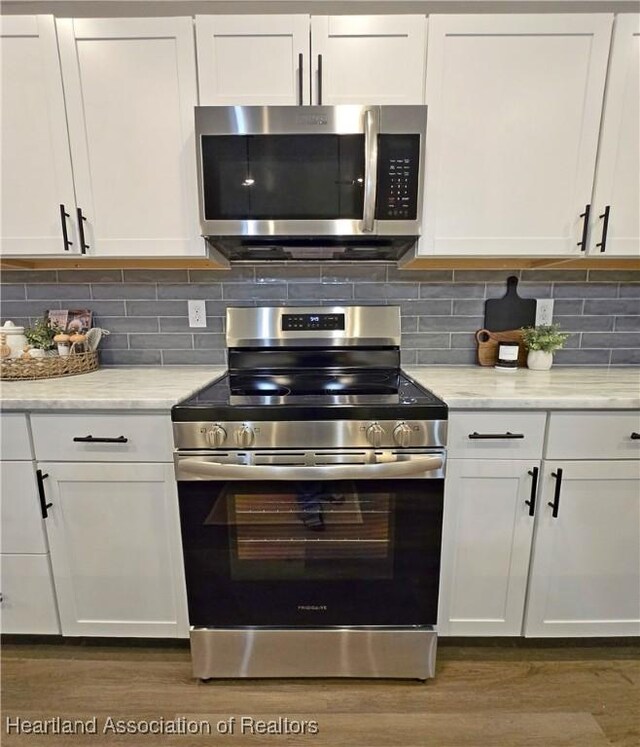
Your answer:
495,342 -> 519,371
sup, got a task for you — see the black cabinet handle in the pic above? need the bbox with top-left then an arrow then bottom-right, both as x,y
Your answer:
631,432 -> 640,440
77,207 -> 90,254
577,204 -> 591,252
317,54 -> 323,105
36,469 -> 53,519
596,205 -> 610,253
59,204 -> 73,251
525,467 -> 539,517
548,468 -> 563,518
468,432 -> 525,440
298,52 -> 304,105
73,435 -> 128,443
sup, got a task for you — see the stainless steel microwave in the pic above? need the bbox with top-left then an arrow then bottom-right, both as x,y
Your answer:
195,105 -> 427,261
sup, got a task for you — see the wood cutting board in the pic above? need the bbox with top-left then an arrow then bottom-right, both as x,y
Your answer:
484,276 -> 537,332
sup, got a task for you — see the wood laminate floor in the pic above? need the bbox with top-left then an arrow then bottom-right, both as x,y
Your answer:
1,640 -> 638,746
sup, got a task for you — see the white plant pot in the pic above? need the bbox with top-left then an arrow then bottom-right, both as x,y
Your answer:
527,350 -> 554,371
27,348 -> 46,359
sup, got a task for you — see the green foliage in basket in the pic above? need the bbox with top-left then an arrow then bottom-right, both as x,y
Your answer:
520,324 -> 570,353
25,318 -> 61,350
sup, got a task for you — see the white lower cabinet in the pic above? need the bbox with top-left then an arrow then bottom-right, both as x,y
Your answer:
41,462 -> 188,637
438,460 -> 538,635
1,555 -> 60,634
524,461 -> 640,637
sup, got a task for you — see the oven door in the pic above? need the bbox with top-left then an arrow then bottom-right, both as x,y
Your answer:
195,105 -> 426,239
176,450 -> 444,628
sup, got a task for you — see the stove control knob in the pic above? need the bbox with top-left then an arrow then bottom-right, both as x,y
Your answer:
206,425 -> 227,448
235,424 -> 255,448
393,422 -> 413,448
366,422 -> 385,448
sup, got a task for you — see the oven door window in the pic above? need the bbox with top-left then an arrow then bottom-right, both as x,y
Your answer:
178,479 -> 443,627
201,135 -> 365,220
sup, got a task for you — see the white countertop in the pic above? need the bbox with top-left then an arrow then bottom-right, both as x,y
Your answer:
0,367 -> 224,410
0,365 -> 638,411
405,366 -> 640,410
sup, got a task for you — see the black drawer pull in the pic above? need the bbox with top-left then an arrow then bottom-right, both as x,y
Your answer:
525,467 -> 539,517
549,469 -> 563,518
36,469 -> 53,519
631,432 -> 640,440
73,435 -> 128,444
468,432 -> 525,440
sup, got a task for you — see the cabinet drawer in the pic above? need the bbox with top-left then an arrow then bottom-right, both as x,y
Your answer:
0,413 -> 32,460
30,413 -> 173,462
1,462 -> 48,554
547,411 -> 640,460
0,554 -> 60,634
447,411 -> 547,459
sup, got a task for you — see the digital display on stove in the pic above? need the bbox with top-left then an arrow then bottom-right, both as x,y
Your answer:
282,313 -> 345,331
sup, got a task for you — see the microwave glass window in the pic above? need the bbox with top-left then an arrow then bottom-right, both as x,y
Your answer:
201,135 -> 365,220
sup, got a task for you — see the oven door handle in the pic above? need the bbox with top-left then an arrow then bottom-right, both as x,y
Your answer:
177,455 -> 443,481
362,107 -> 379,233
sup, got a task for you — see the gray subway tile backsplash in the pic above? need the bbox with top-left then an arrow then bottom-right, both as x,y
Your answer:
0,265 -> 638,366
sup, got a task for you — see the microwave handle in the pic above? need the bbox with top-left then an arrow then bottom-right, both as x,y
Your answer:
363,108 -> 379,233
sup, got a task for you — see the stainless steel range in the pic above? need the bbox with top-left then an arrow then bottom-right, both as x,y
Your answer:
172,306 -> 447,680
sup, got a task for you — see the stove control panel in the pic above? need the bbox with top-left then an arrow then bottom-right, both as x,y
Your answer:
282,313 -> 345,331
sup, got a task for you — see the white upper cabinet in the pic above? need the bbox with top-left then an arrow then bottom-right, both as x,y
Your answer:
310,16 -> 427,105
589,15 -> 640,257
418,14 -> 613,257
196,15 -> 310,105
56,17 -> 203,257
0,16 -> 77,256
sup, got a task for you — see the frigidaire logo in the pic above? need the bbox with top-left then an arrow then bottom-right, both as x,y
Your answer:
298,605 -> 327,611
296,114 -> 328,126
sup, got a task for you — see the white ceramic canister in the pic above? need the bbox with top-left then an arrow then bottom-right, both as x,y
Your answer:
2,321 -> 28,359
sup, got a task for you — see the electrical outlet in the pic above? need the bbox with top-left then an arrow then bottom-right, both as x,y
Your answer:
535,299 -> 554,326
188,300 -> 207,328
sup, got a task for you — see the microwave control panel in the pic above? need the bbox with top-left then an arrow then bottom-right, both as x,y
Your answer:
376,134 -> 420,220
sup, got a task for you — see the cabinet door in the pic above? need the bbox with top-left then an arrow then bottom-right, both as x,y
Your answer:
589,15 -> 640,257
418,14 -> 612,257
311,16 -> 427,105
196,15 -> 310,105
56,18 -> 202,257
438,460 -> 538,635
1,462 -> 48,554
525,461 -> 640,637
42,462 -> 188,637
1,555 -> 60,634
0,16 -> 77,256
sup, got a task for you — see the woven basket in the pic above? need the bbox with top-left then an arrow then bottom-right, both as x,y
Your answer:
0,351 -> 99,381
476,329 -> 527,367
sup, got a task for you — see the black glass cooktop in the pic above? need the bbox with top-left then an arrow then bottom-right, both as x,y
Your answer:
172,369 -> 447,422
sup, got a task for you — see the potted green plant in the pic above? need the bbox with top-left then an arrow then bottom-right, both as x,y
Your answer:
24,319 -> 61,359
521,324 -> 570,371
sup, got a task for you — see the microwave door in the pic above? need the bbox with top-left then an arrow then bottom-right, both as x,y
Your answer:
362,107 -> 379,233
